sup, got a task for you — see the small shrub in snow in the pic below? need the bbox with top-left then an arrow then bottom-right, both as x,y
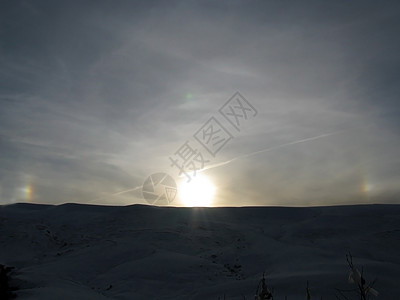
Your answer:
335,253 -> 378,300
254,272 -> 273,300
0,264 -> 16,299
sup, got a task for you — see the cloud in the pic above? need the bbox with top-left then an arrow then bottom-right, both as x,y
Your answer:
0,0 -> 399,205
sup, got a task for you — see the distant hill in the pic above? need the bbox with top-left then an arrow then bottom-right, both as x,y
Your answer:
1,203 -> 399,299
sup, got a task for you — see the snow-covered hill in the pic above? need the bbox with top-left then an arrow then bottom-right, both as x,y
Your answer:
1,203 -> 399,299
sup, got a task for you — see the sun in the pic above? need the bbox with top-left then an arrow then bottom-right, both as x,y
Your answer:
179,174 -> 216,207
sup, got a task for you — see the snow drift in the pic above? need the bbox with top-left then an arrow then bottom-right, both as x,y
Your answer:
0,203 -> 399,299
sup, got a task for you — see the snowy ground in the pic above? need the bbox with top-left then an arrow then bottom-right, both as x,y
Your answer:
0,203 -> 399,299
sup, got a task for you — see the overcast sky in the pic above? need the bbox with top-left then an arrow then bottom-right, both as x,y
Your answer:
1,0 -> 399,206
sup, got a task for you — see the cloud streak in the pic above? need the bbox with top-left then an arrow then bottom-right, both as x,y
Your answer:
1,0 -> 399,206
200,130 -> 346,174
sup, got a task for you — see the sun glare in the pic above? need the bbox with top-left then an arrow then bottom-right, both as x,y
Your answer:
179,174 -> 216,207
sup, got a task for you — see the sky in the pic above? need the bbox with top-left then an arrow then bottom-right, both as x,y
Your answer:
1,0 -> 400,206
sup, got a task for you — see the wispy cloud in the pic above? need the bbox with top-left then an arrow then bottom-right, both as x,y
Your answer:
1,0 -> 399,205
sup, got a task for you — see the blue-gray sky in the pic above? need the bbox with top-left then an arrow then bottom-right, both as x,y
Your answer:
1,0 -> 399,206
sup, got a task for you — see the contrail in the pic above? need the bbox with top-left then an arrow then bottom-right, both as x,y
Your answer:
92,130 -> 344,200
198,130 -> 343,173
110,186 -> 142,196
88,185 -> 142,203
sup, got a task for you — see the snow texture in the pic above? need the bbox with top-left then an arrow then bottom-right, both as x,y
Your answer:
1,203 -> 399,299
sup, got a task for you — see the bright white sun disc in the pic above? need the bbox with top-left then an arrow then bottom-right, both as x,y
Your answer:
179,175 -> 216,207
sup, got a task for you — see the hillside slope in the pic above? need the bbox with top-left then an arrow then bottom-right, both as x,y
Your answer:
1,203 -> 399,299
